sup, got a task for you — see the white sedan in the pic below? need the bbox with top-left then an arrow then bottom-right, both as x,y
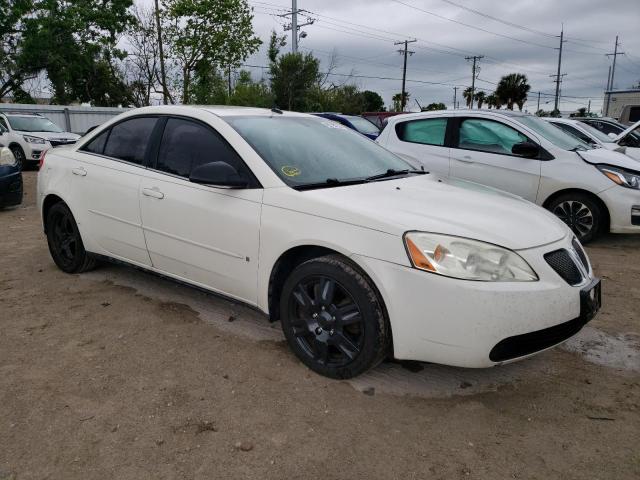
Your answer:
37,106 -> 601,378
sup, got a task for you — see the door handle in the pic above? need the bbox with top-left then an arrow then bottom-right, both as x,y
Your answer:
456,156 -> 475,164
142,187 -> 164,199
71,167 -> 87,176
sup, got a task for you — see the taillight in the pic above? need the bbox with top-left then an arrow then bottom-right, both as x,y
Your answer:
38,149 -> 48,170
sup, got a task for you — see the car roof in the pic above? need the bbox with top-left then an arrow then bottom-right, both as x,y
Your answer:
384,108 -> 532,125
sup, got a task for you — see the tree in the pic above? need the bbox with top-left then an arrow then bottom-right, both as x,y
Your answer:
423,102 -> 446,111
486,93 -> 501,109
162,0 -> 261,103
495,73 -> 530,111
463,87 -> 473,108
474,91 -> 486,109
269,52 -> 320,111
229,70 -> 273,107
0,0 -> 35,99
189,58 -> 228,105
392,92 -> 410,112
361,90 -> 385,112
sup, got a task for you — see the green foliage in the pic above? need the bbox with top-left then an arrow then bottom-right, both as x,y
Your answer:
229,70 -> 273,107
361,90 -> 385,112
162,0 -> 261,103
423,102 -> 446,111
495,73 -> 530,111
463,87 -> 473,108
269,52 -> 320,111
474,91 -> 486,109
189,59 -> 228,105
486,93 -> 501,109
392,92 -> 409,112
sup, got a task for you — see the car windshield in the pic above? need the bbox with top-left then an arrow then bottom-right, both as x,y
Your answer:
7,116 -> 63,133
226,116 -> 413,188
517,115 -> 591,151
343,115 -> 381,135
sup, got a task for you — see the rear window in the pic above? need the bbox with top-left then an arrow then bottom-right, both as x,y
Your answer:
395,118 -> 447,146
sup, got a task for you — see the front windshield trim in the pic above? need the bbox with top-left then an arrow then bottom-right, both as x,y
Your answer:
7,115 -> 64,133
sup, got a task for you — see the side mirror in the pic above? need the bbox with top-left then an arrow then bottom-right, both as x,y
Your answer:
607,132 -> 618,140
511,141 -> 540,159
189,161 -> 250,188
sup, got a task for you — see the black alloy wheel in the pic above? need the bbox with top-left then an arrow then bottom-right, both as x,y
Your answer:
46,202 -> 96,273
548,193 -> 602,243
280,255 -> 390,379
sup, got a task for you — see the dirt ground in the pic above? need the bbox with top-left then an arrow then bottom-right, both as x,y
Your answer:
1,171 -> 639,480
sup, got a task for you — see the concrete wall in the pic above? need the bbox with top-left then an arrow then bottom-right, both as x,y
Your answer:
0,103 -> 130,134
603,90 -> 640,120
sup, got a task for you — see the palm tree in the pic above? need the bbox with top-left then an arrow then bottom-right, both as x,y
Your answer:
463,87 -> 473,108
486,93 -> 500,109
474,91 -> 486,109
495,73 -> 530,111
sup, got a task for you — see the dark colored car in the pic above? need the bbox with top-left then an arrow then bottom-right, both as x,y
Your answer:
312,113 -> 381,139
576,117 -> 640,147
0,145 -> 23,208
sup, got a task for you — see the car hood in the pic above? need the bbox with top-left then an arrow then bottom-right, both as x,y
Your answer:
265,175 -> 569,250
17,131 -> 80,142
613,119 -> 640,142
577,147 -> 640,169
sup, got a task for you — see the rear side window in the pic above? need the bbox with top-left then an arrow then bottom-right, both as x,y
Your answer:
81,130 -> 109,155
103,117 -> 157,165
458,118 -> 528,155
155,117 -> 248,178
396,118 -> 447,146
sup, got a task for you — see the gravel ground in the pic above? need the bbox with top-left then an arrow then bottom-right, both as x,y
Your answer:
1,171 -> 639,480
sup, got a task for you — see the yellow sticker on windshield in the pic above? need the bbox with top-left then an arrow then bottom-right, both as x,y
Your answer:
282,166 -> 301,177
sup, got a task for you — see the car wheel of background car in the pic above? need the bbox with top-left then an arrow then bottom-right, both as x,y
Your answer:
46,202 -> 97,273
9,145 -> 25,170
279,255 -> 390,379
548,193 -> 602,243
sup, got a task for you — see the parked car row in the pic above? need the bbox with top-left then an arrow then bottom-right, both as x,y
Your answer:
38,105 -> 604,379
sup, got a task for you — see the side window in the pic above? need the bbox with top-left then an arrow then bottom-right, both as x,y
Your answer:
458,118 -> 528,155
81,129 -> 110,155
103,117 -> 157,165
553,123 -> 594,145
156,118 -> 248,178
396,118 -> 447,146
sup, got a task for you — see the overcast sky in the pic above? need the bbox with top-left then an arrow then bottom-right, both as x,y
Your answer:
242,0 -> 640,113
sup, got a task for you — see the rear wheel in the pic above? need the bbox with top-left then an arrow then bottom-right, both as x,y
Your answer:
279,255 -> 390,379
46,202 -> 97,273
547,193 -> 603,243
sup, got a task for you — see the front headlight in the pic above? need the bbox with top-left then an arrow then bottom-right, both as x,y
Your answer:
23,135 -> 46,144
404,232 -> 538,282
0,147 -> 17,166
596,164 -> 640,190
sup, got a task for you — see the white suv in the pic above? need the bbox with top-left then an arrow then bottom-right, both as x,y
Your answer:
377,110 -> 640,242
0,112 -> 80,168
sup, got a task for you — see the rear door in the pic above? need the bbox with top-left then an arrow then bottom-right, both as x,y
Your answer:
69,116 -> 158,266
387,116 -> 451,175
450,117 -> 541,202
139,116 -> 263,304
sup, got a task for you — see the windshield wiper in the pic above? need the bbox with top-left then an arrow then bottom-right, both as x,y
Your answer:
293,178 -> 367,191
365,168 -> 427,182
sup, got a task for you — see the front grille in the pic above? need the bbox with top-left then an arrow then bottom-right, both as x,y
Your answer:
544,249 -> 583,286
50,140 -> 76,148
489,315 -> 590,362
572,238 -> 589,272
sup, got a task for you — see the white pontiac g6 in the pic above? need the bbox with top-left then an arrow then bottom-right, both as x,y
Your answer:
37,106 -> 601,378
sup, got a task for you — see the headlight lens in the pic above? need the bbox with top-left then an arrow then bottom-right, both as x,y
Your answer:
596,165 -> 640,190
404,232 -> 538,282
23,135 -> 46,144
0,147 -> 17,166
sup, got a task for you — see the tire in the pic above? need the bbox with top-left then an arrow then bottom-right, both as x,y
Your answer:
547,193 -> 603,243
279,255 -> 390,379
46,202 -> 97,273
10,145 -> 25,170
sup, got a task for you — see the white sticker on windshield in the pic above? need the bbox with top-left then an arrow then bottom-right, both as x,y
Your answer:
321,121 -> 348,130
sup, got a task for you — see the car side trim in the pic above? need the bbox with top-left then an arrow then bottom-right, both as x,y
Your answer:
142,225 -> 246,260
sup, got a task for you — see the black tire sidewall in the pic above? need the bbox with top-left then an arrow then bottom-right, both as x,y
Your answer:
548,193 -> 602,243
46,203 -> 89,273
10,146 -> 25,170
279,256 -> 388,379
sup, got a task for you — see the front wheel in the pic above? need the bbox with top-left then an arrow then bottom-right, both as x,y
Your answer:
279,255 -> 390,379
10,146 -> 25,170
547,193 -> 603,243
46,202 -> 97,273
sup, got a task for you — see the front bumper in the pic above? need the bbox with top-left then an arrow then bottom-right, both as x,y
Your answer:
599,184 -> 640,233
353,235 -> 597,367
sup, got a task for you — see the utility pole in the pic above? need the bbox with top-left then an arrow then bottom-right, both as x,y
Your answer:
395,39 -> 416,111
154,0 -> 169,105
465,55 -> 484,109
280,1 -> 315,54
453,86 -> 458,110
605,36 -> 624,116
587,99 -> 591,115
551,28 -> 566,112
536,91 -> 541,112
